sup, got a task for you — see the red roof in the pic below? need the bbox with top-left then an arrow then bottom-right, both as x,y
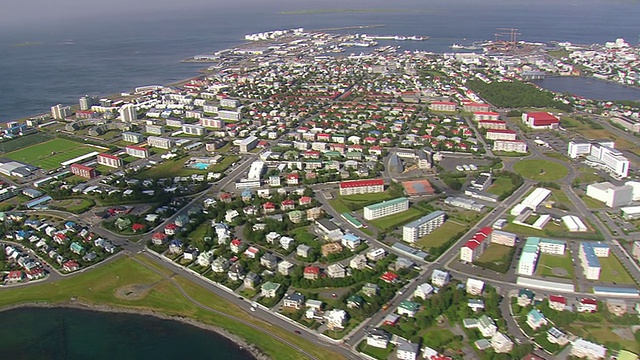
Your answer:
581,298 -> 597,305
474,111 -> 500,116
126,145 -> 147,151
549,295 -> 566,304
478,120 -> 506,124
281,199 -> 295,206
132,223 -> 146,231
299,196 -> 312,203
526,112 -> 559,126
304,266 -> 320,274
380,271 -> 398,282
231,239 -> 242,246
463,239 -> 482,250
339,178 -> 384,189
70,163 -> 93,171
487,129 -> 516,134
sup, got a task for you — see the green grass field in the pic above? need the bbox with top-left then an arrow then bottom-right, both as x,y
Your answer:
135,156 -> 239,179
579,195 -> 606,210
0,256 -> 344,360
575,168 -> 604,184
597,254 -> 637,285
544,152 -> 570,163
416,221 -> 467,250
369,207 -> 427,231
330,190 -> 397,213
487,177 -> 516,197
535,252 -> 575,279
357,341 -> 394,360
570,325 -> 639,354
5,138 -> 100,170
549,189 -> 572,209
513,159 -> 569,181
0,133 -> 53,153
476,244 -> 513,263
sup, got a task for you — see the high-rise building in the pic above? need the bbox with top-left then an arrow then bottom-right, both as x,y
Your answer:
79,95 -> 98,111
51,104 -> 72,119
402,211 -> 446,243
119,104 -> 137,122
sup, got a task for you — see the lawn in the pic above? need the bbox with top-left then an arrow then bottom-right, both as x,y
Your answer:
545,152 -> 570,163
486,176 -> 517,197
357,341 -> 394,360
416,221 -> 467,250
5,138 -> 101,170
134,158 -> 207,179
570,324 -> 639,354
421,328 -> 463,352
549,189 -> 572,209
0,256 -> 344,360
51,198 -> 95,214
370,207 -> 427,231
475,244 -> 515,273
535,252 -> 575,279
330,190 -> 397,212
579,195 -> 606,210
513,159 -> 569,181
579,129 -> 635,150
597,254 -> 637,285
0,132 -> 53,153
575,167 -> 605,184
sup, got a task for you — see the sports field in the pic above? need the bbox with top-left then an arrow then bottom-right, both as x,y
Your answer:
5,138 -> 100,170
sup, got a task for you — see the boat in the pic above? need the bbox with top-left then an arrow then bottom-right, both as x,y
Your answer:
450,44 -> 464,49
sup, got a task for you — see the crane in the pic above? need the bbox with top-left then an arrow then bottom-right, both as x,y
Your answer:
497,28 -> 521,50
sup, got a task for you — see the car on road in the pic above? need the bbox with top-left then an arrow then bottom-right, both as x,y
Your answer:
294,330 -> 301,334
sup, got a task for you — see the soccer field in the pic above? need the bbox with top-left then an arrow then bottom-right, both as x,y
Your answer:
5,138 -> 100,170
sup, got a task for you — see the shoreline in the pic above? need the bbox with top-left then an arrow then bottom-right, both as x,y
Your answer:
0,301 -> 270,360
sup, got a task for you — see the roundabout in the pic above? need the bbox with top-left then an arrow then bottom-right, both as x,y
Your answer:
513,159 -> 569,181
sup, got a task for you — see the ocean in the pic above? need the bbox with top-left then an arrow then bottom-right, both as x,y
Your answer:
1,0 -> 639,121
0,307 -> 256,360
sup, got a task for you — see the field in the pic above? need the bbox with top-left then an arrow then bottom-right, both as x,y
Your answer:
50,198 -> 95,214
513,159 -> 568,181
0,133 -> 53,153
544,152 -> 570,163
5,138 -> 101,170
486,176 -> 516,197
574,167 -> 605,184
535,252 -> 575,279
474,244 -> 515,273
356,341 -> 394,360
135,156 -> 239,179
370,208 -> 428,231
597,254 -> 637,285
0,256 -> 344,360
569,324 -> 639,354
548,189 -> 572,209
330,191 -> 396,213
416,221 -> 467,250
579,194 -> 606,210
579,129 -> 635,150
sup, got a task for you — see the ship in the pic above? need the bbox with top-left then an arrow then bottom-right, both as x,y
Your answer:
450,44 -> 464,49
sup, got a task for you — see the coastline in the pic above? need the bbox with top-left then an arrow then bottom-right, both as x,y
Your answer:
0,301 -> 270,360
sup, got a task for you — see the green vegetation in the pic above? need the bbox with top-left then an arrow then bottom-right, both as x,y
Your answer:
370,208 -> 428,231
439,172 -> 466,191
467,80 -> 572,111
356,341 -> 394,360
513,159 -> 568,181
329,183 -> 404,212
486,177 -> 515,196
547,49 -> 571,59
579,194 -> 606,210
574,167 -> 604,184
0,256 -> 343,360
0,133 -> 53,153
417,221 -> 467,250
544,152 -> 569,163
597,255 -> 637,285
421,328 -> 463,353
5,138 -> 101,170
535,252 -> 575,279
474,244 -> 515,273
50,198 -> 95,214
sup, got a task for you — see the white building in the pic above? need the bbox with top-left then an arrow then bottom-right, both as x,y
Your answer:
97,153 -> 122,168
562,215 -> 588,232
413,283 -> 434,300
182,124 -> 206,136
570,338 -> 607,360
51,104 -> 72,119
490,230 -> 517,247
363,197 -> 409,220
119,103 -> 137,122
569,141 -> 630,178
493,140 -> 528,153
579,242 -> 610,280
486,129 -> 517,141
491,332 -> 513,353
402,211 -> 445,243
586,182 -> 633,208
238,136 -> 259,153
431,269 -> 450,287
147,136 -> 174,149
466,278 -> 485,296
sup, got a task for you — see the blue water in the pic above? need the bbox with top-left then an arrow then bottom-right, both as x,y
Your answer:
1,0 -> 639,121
193,163 -> 210,170
0,307 -> 256,360
533,76 -> 640,101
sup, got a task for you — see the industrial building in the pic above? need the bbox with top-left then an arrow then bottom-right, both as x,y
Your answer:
521,112 -> 559,129
363,197 -> 409,220
510,187 -> 551,216
402,211 -> 446,243
585,182 -> 633,208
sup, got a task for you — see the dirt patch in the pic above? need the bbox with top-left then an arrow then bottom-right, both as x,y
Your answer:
115,284 -> 153,300
551,267 -> 569,277
612,327 -> 635,341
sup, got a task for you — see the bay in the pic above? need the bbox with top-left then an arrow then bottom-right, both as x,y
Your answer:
0,307 -> 256,360
532,76 -> 640,102
1,0 -> 639,121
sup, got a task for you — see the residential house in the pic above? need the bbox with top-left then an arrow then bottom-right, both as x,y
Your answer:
366,328 -> 391,349
349,254 -> 367,270
549,295 -> 567,311
230,239 -> 244,254
362,283 -> 380,297
283,292 -> 305,309
380,271 -> 398,283
491,332 -> 513,353
260,253 -> 279,270
211,257 -> 229,272
466,278 -> 485,296
326,263 -> 346,278
347,295 -> 365,309
183,246 -> 199,261
244,272 -> 260,289
227,263 -> 244,281
260,281 -> 281,298
547,327 -> 569,346
168,239 -> 183,254
304,266 -> 320,280
577,298 -> 598,313
570,339 -> 607,360
478,315 -> 497,337
277,260 -> 294,276
341,233 -> 361,250
396,339 -> 420,360
397,300 -> 421,317
518,289 -> 534,307
243,246 -> 260,259
324,309 -> 347,330
279,236 -> 295,250
468,299 -> 485,312
413,283 -> 434,300
297,244 -> 312,258
526,309 -> 548,330
431,269 -> 450,287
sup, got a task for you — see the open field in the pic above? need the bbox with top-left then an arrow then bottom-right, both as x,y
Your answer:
329,185 -> 404,213
0,133 -> 53,153
574,167 -> 605,184
0,256 -> 344,360
370,207 -> 427,231
544,152 -> 570,163
50,198 -> 95,214
513,159 -> 568,181
569,324 -> 639,354
549,189 -> 572,209
487,176 -> 516,197
357,342 -> 394,360
134,156 -> 240,179
535,252 -> 575,279
416,221 -> 467,250
598,254 -> 637,285
579,194 -> 606,210
475,244 -> 515,273
5,138 -> 101,170
579,129 -> 635,149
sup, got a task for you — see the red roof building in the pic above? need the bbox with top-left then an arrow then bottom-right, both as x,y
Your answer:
299,196 -> 312,206
459,227 -> 493,263
70,163 -> 96,179
281,199 -> 295,210
339,178 -> 384,196
478,120 -> 507,130
549,295 -> 567,311
522,112 -> 559,129
303,266 -> 320,280
380,271 -> 399,283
